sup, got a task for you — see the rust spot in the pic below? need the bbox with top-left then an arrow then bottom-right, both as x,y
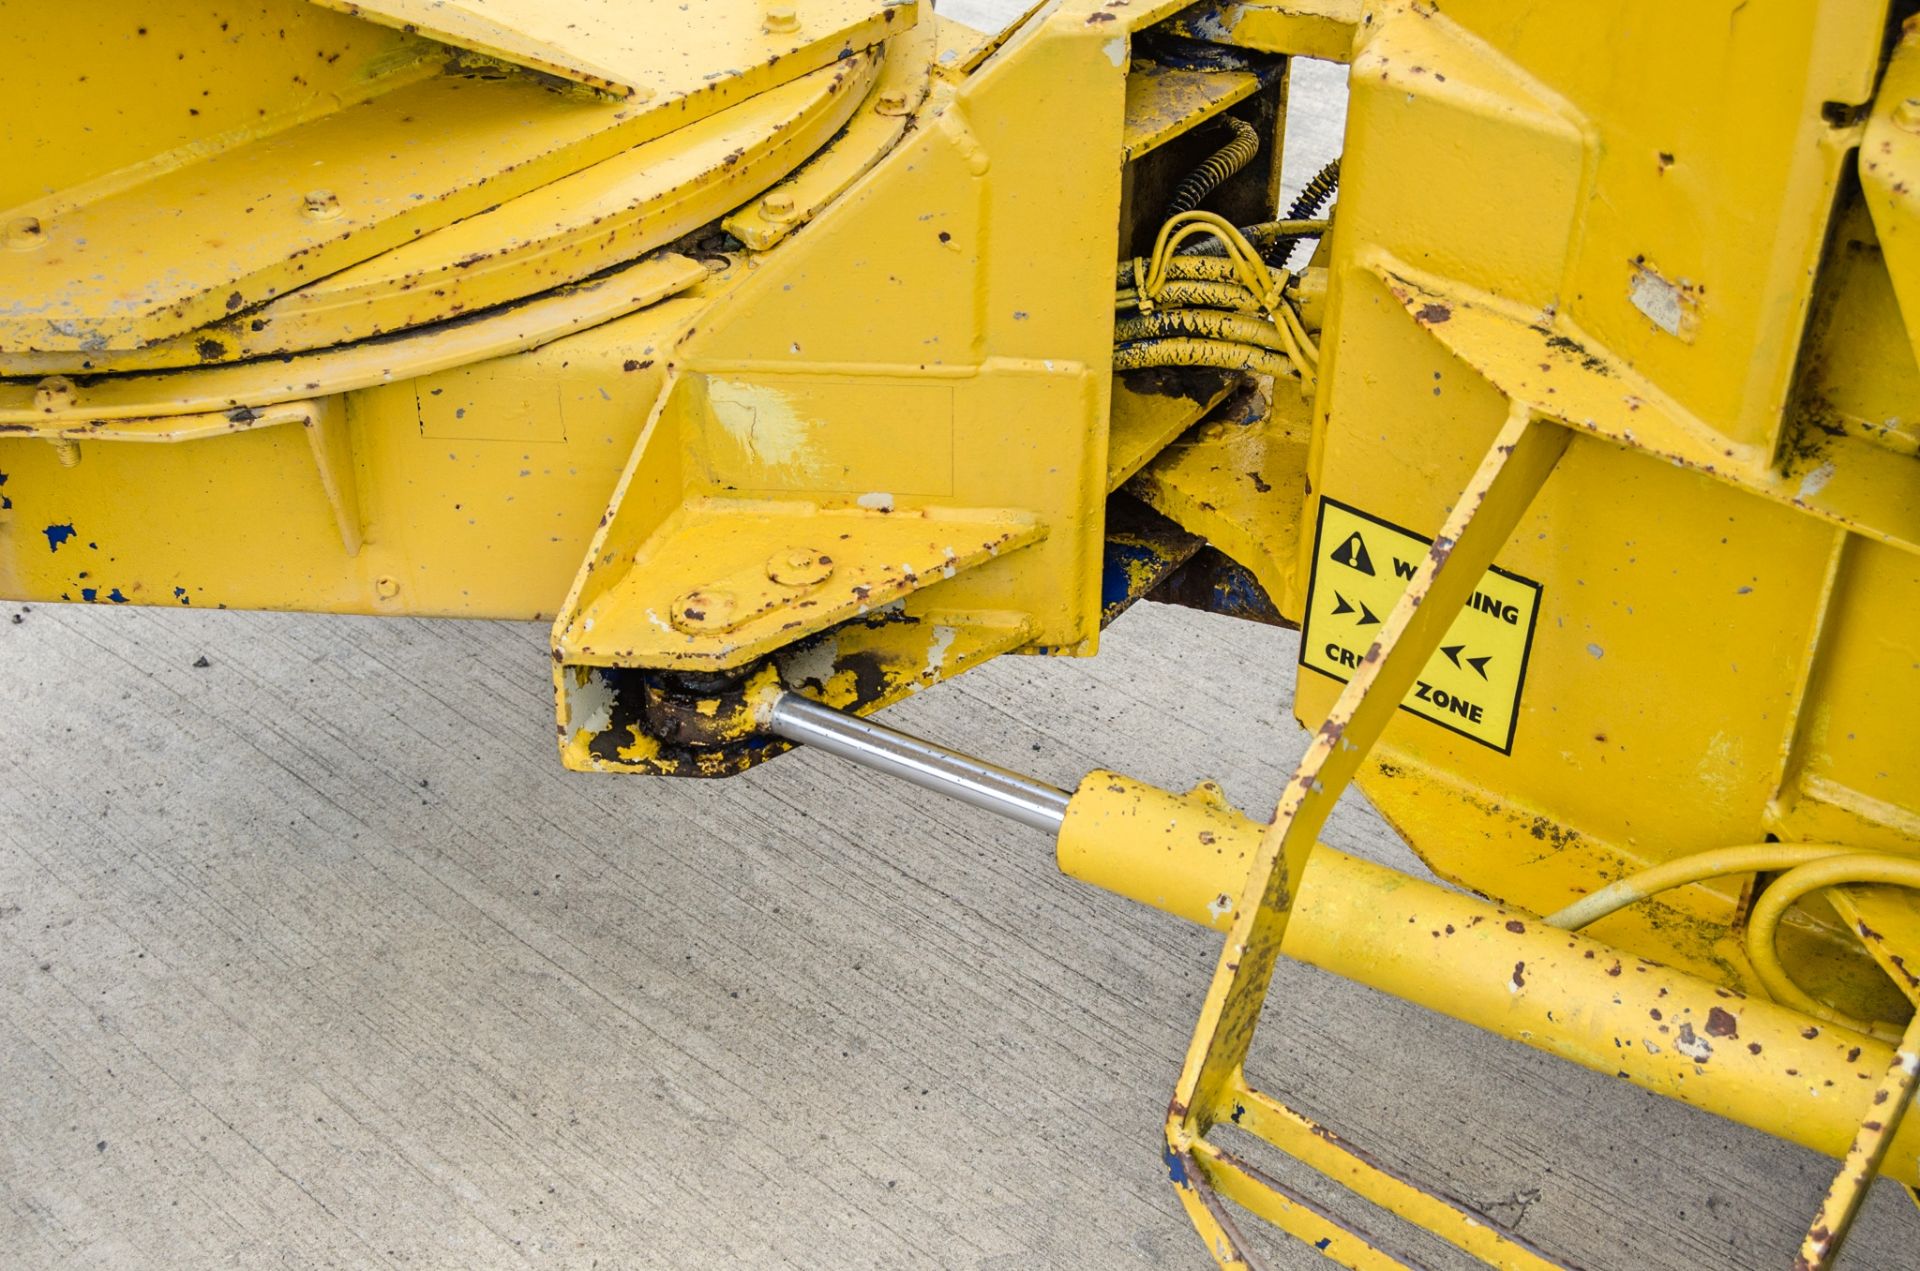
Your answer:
1705,1007 -> 1738,1038
1510,961 -> 1526,990
1416,302 -> 1451,324
1504,920 -> 1525,934
1086,9 -> 1116,20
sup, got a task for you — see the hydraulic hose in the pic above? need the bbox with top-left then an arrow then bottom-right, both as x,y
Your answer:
1285,156 -> 1341,220
1117,279 -> 1263,313
1745,854 -> 1920,1042
1165,116 -> 1260,217
1265,156 -> 1342,265
1178,218 -> 1329,259
1112,336 -> 1296,380
1114,308 -> 1293,352
1544,843 -> 1920,1043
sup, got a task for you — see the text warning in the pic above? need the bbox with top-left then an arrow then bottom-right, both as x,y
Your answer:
1300,498 -> 1543,754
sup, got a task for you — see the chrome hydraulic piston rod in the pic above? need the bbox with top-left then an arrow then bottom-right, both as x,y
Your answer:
762,691 -> 1072,832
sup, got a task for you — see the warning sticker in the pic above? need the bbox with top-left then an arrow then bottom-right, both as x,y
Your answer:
1300,498 -> 1543,754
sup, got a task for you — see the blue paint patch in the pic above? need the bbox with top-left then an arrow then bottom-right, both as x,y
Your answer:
1315,1238 -> 1331,1251
174,586 -> 191,606
1230,1103 -> 1245,1124
1161,1143 -> 1190,1188
80,587 -> 97,602
43,523 -> 76,552
1100,534 -> 1191,625
107,588 -> 128,604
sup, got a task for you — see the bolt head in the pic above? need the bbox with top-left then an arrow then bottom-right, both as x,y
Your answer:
760,190 -> 797,220
1896,97 -> 1920,133
301,189 -> 343,221
33,376 -> 74,414
671,588 -> 738,633
764,4 -> 800,34
766,547 -> 833,587
5,216 -> 45,251
374,575 -> 401,599
874,89 -> 910,116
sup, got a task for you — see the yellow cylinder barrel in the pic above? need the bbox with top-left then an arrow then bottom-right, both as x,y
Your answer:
1056,771 -> 1265,932
1280,847 -> 1920,1185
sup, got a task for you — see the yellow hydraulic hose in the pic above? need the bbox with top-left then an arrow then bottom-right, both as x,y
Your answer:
1113,308 -> 1291,351
1545,844 -> 1920,1043
1746,854 -> 1920,1042
1116,279 -> 1264,314
1542,844 -> 1849,930
1112,337 -> 1296,379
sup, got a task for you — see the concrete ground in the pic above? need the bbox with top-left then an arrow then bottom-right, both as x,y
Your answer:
4,7 -> 1918,1271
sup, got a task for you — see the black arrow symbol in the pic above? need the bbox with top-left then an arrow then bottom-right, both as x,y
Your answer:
1333,592 -> 1381,626
1466,655 -> 1491,680
1440,644 -> 1463,668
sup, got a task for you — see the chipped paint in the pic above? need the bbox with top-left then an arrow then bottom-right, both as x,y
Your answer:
709,378 -> 818,472
563,666 -> 617,737
923,623 -> 959,681
1627,260 -> 1700,341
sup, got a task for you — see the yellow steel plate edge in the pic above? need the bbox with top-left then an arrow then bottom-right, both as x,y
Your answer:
1299,496 -> 1543,754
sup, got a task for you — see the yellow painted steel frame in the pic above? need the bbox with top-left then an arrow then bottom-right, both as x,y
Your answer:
5,2 -> 1920,1265
1139,2 -> 1920,1265
1166,407 -> 1578,1269
545,0 -> 1220,775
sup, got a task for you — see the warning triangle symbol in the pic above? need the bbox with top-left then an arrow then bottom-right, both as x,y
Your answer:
1466,655 -> 1492,680
1330,531 -> 1374,575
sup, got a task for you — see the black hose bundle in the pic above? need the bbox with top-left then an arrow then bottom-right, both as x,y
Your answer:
1264,156 -> 1341,265
1176,156 -> 1342,263
1165,116 -> 1261,218
1285,157 -> 1341,221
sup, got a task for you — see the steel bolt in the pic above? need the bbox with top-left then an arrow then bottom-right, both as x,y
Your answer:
874,89 -> 910,116
374,575 -> 401,599
671,588 -> 738,633
1895,97 -> 1920,133
50,438 -> 81,468
766,547 -> 834,587
764,4 -> 800,34
760,190 -> 797,221
5,215 -> 45,251
34,376 -> 74,414
301,189 -> 343,221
